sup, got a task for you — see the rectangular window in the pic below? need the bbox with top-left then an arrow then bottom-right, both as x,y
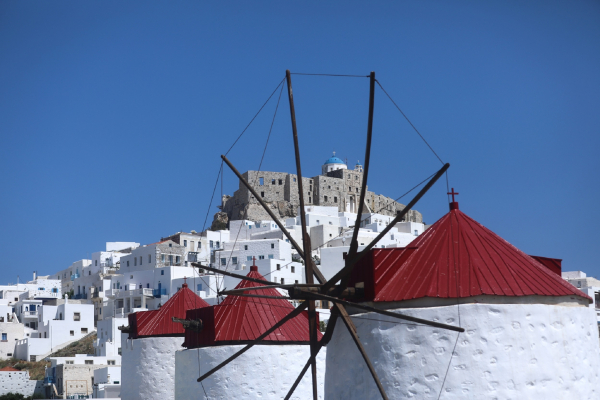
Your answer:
81,328 -> 88,334
232,257 -> 238,265
277,264 -> 281,270
271,243 -> 275,249
280,278 -> 285,284
268,255 -> 274,259
161,254 -> 165,262
271,179 -> 276,185
291,266 -> 295,273
66,360 -> 74,364
244,245 -> 248,250
184,240 -> 187,247
85,360 -> 93,365
221,258 -> 227,266
73,313 -> 80,321
148,254 -> 151,263
134,258 -> 137,266
190,241 -> 194,251
176,256 -> 181,264
261,192 -> 265,198
258,255 -> 265,260
161,270 -> 165,275
247,256 -> 252,261
324,196 -> 328,202
118,347 -> 122,355
140,256 -> 142,265
197,284 -> 203,291
293,177 -> 296,182
127,261 -> 130,267
309,197 -> 312,203
414,230 -> 418,236
107,360 -> 115,365
70,331 -> 74,336
95,260 -> 97,266
259,177 -> 264,185
210,240 -> 214,248
1,333 -> 6,341
278,179 -> 282,185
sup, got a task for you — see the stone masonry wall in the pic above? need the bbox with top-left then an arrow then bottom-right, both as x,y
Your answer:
221,169 -> 423,223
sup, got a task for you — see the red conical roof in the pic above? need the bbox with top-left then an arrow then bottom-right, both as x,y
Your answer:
348,204 -> 591,303
183,268 -> 321,348
129,283 -> 210,339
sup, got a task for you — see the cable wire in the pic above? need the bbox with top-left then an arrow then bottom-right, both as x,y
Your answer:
375,80 -> 445,165
224,77 -> 286,156
290,72 -> 370,78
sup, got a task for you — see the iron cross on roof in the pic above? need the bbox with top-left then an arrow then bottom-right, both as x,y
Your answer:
448,188 -> 459,202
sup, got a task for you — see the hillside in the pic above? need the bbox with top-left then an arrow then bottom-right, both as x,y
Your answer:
0,359 -> 49,381
47,332 -> 96,358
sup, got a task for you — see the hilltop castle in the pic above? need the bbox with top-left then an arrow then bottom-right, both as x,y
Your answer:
219,153 -> 423,224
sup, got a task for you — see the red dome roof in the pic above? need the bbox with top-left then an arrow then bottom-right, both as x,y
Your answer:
183,269 -> 321,348
348,205 -> 591,302
129,283 -> 210,339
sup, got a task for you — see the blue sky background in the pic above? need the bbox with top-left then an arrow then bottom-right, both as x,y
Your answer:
1,1 -> 599,281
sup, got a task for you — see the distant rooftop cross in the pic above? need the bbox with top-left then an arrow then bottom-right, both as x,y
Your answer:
448,188 -> 459,203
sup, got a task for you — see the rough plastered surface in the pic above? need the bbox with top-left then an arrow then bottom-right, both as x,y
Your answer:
175,344 -> 326,400
325,303 -> 600,400
121,336 -> 184,400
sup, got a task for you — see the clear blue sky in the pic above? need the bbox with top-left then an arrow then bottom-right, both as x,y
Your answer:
1,1 -> 599,281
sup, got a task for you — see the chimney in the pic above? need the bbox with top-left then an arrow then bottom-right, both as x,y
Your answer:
33,271 -> 37,281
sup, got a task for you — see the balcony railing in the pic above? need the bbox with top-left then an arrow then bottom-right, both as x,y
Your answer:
23,311 -> 38,317
153,288 -> 167,298
70,273 -> 80,281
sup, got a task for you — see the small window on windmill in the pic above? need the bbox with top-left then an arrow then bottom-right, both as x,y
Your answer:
272,179 -> 276,185
259,177 -> 264,185
278,179 -> 282,185
261,192 -> 265,198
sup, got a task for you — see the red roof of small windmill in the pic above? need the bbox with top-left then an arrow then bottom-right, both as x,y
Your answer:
183,267 -> 321,348
347,204 -> 591,303
128,283 -> 209,339
0,367 -> 20,372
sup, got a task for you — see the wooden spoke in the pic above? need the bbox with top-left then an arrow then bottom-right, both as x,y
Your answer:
220,155 -> 306,259
336,303 -> 389,400
197,302 -> 308,382
192,263 -> 276,286
326,162 -> 450,291
347,71 -> 376,261
300,290 -> 464,333
286,69 -> 320,400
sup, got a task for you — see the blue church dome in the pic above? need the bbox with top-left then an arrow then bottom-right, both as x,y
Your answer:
324,152 -> 345,165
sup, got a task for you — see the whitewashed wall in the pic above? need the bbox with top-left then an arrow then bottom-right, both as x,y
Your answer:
325,301 -> 600,400
175,345 -> 326,400
120,335 -> 183,400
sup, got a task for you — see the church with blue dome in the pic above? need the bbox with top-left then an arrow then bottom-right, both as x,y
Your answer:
321,152 -> 347,174
219,151 -> 423,223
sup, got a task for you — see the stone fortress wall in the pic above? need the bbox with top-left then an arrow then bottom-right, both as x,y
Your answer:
221,158 -> 423,223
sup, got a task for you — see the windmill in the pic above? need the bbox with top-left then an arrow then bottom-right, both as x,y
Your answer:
190,70 -> 464,400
